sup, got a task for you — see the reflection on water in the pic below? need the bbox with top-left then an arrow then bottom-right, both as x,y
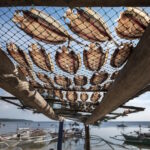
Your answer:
0,121 -> 150,150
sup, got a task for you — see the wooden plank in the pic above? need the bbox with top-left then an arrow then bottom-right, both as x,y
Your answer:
86,25 -> 150,124
0,0 -> 150,7
0,49 -> 59,121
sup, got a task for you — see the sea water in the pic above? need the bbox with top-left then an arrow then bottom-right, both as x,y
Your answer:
0,121 -> 150,150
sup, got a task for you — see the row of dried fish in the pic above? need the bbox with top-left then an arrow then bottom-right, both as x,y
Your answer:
54,90 -> 101,103
7,42 -> 118,88
13,7 -> 150,45
23,69 -> 114,89
7,42 -> 133,81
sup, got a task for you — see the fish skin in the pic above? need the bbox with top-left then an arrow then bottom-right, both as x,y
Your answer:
55,46 -> 80,74
110,43 -> 133,68
110,71 -> 119,80
74,75 -> 87,86
66,91 -> 78,102
17,65 -> 36,80
102,82 -> 113,92
83,44 -> 106,71
90,71 -> 109,85
65,8 -> 111,42
54,75 -> 72,88
54,90 -> 64,101
36,72 -> 54,87
80,92 -> 88,102
13,9 -> 68,44
7,42 -> 33,69
29,43 -> 53,72
91,92 -> 101,103
88,85 -> 101,91
116,7 -> 150,40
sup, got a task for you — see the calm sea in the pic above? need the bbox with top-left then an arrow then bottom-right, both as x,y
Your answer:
0,121 -> 150,150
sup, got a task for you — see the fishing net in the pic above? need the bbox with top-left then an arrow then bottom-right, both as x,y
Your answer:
0,6 -> 149,122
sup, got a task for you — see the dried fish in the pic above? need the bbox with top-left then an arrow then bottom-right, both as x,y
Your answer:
102,82 -> 113,91
80,93 -> 88,102
91,92 -> 101,103
7,42 -> 33,69
54,75 -> 72,87
12,9 -> 71,44
54,90 -> 64,101
72,87 -> 86,91
88,85 -> 101,91
110,71 -> 119,80
90,71 -> 109,85
116,7 -> 150,39
29,43 -> 54,72
65,8 -> 112,42
36,72 -> 54,87
29,80 -> 43,88
111,43 -> 133,68
83,44 -> 108,71
66,91 -> 78,102
74,75 -> 87,86
17,65 -> 36,80
55,46 -> 81,74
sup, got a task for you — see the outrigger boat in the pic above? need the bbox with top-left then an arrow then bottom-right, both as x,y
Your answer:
117,123 -> 127,128
0,128 -> 52,148
122,132 -> 150,145
111,130 -> 150,146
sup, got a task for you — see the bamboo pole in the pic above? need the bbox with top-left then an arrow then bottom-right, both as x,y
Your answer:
0,49 -> 59,120
86,25 -> 150,124
0,0 -> 150,7
84,124 -> 90,150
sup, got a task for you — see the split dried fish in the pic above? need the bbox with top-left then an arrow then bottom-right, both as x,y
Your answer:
74,75 -> 87,86
29,80 -> 43,89
111,43 -> 133,68
55,46 -> 81,74
36,72 -> 54,87
13,8 -> 79,44
110,71 -> 119,80
17,65 -> 36,80
116,7 -> 150,39
29,43 -> 54,72
80,93 -> 88,102
7,43 -> 33,69
102,82 -> 113,91
54,75 -> 72,87
54,90 -> 64,101
65,8 -> 112,42
83,43 -> 108,71
90,71 -> 109,85
88,85 -> 101,91
72,87 -> 86,91
91,92 -> 101,103
66,91 -> 78,102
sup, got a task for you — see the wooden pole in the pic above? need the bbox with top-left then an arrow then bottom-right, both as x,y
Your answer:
57,121 -> 64,150
0,49 -> 59,120
0,0 -> 150,7
84,124 -> 90,150
86,25 -> 150,124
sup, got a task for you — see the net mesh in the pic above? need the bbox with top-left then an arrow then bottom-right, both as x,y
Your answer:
0,6 -> 149,122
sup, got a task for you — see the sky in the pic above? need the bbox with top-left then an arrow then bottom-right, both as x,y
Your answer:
0,88 -> 150,122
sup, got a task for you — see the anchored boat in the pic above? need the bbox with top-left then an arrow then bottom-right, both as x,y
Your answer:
122,132 -> 150,145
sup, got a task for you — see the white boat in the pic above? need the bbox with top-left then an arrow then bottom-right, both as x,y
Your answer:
0,128 -> 51,148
